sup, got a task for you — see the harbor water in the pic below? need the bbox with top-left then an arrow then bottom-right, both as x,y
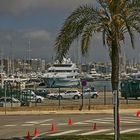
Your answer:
87,80 -> 112,92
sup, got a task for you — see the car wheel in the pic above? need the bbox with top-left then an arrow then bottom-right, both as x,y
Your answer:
74,95 -> 79,100
124,97 -> 127,100
49,96 -> 54,99
37,98 -> 42,103
57,95 -> 62,100
92,94 -> 97,99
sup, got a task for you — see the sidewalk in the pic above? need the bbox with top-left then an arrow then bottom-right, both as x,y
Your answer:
0,108 -> 139,115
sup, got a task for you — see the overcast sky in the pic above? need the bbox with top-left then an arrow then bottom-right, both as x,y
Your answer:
0,0 -> 140,63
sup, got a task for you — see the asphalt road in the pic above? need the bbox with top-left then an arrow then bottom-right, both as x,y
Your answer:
0,113 -> 140,139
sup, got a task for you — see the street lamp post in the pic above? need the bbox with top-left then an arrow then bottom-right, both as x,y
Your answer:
4,82 -> 7,115
113,90 -> 120,140
81,80 -> 87,110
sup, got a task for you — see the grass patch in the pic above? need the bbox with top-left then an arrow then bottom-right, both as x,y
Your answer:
41,134 -> 140,140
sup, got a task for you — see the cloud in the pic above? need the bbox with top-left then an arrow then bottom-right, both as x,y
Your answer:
0,0 -> 95,16
23,30 -> 52,41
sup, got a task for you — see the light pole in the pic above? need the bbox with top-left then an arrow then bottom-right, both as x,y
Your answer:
81,80 -> 87,110
113,90 -> 120,140
88,88 -> 91,110
4,82 -> 7,115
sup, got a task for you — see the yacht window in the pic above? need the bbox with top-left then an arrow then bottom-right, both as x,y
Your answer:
67,76 -> 73,78
53,64 -> 72,67
49,70 -> 72,72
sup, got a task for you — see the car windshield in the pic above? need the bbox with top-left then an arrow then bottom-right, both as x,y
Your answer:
12,98 -> 18,101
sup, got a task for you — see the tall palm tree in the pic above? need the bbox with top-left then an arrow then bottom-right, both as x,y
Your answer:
55,0 -> 140,139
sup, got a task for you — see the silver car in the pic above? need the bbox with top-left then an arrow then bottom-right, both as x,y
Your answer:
83,88 -> 98,98
47,90 -> 81,100
0,97 -> 21,107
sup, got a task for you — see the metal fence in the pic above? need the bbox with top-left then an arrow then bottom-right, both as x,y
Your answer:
0,82 -> 140,109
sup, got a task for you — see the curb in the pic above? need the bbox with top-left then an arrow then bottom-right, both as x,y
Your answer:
0,109 -> 138,115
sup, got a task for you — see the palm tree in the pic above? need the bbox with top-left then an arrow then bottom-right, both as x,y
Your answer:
55,0 -> 140,139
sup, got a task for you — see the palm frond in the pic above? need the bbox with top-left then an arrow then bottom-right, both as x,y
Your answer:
55,5 -> 100,61
102,29 -> 106,46
125,21 -> 135,49
81,21 -> 100,55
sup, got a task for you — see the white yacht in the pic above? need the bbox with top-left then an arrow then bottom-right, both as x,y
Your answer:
90,68 -> 101,80
42,58 -> 80,88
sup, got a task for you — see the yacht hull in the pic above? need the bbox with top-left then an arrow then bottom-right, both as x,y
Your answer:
43,77 -> 80,88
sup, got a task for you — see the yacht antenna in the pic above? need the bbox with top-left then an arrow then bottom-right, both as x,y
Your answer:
10,40 -> 14,75
0,49 -> 4,88
28,39 -> 31,61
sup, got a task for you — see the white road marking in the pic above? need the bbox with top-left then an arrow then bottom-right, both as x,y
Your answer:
57,123 -> 67,126
104,117 -> 114,120
74,122 -> 88,125
32,132 -> 50,140
107,128 -> 140,135
121,128 -> 140,134
4,124 -> 17,127
25,119 -> 53,124
85,120 -> 112,124
94,119 -> 113,122
40,123 -> 51,126
49,130 -> 81,136
85,117 -> 140,124
84,120 -> 94,123
25,121 -> 39,124
78,129 -> 111,136
122,117 -> 138,119
21,124 -> 34,126
121,121 -> 135,123
95,121 -> 112,124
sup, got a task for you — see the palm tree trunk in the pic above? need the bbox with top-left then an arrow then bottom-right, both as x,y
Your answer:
111,40 -> 120,140
111,41 -> 119,90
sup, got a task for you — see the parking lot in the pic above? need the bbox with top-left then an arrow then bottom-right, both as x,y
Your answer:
1,87 -> 140,109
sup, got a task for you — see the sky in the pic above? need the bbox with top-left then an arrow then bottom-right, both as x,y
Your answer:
0,0 -> 140,63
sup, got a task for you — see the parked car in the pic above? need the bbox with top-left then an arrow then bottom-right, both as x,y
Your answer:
83,87 -> 98,98
20,90 -> 44,103
47,90 -> 81,100
0,97 -> 21,107
34,89 -> 50,98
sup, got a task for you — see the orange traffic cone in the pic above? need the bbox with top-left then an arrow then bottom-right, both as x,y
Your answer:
93,123 -> 96,130
51,122 -> 55,133
27,130 -> 31,140
34,128 -> 39,137
136,110 -> 140,117
68,118 -> 72,125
